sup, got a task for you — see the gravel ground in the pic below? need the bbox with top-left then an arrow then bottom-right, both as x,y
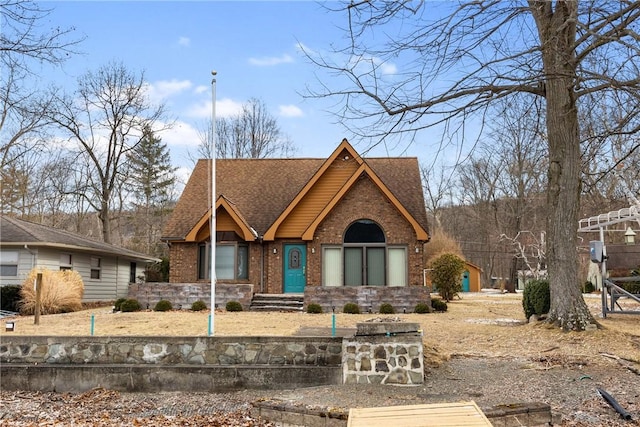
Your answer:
1,356 -> 638,426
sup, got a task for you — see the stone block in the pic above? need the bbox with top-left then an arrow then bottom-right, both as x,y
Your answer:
356,322 -> 420,336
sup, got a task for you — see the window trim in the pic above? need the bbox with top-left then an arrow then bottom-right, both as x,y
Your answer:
198,241 -> 249,281
90,257 -> 102,280
0,250 -> 19,277
60,253 -> 73,271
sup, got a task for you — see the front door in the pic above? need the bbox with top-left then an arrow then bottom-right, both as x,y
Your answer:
284,244 -> 306,293
462,271 -> 470,292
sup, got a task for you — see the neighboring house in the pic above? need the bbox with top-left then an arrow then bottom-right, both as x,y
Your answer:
162,139 -> 430,297
0,215 -> 159,301
462,261 -> 483,292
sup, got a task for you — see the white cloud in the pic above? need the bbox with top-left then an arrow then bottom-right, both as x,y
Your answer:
380,62 -> 397,75
178,36 -> 191,47
349,54 -> 397,76
194,85 -> 209,94
145,79 -> 193,103
295,42 -> 315,56
248,53 -> 294,66
278,104 -> 304,118
158,120 -> 201,148
217,98 -> 244,117
185,97 -> 243,119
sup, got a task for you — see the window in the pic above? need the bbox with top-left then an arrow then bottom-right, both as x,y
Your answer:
60,254 -> 73,271
0,251 -> 19,276
90,257 -> 101,279
388,247 -> 407,287
198,242 -> 248,280
321,220 -> 408,287
322,247 -> 342,287
344,220 -> 386,286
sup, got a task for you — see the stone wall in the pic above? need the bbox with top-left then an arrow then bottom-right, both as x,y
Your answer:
0,336 -> 342,366
127,283 -> 253,311
304,286 -> 431,314
343,322 -> 423,385
0,326 -> 424,392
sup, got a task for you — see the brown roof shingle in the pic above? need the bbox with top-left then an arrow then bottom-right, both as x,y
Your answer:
162,155 -> 429,240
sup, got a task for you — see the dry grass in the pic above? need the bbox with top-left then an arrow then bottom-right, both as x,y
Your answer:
18,269 -> 84,315
2,292 -> 639,366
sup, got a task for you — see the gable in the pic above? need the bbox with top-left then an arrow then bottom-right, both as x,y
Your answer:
274,148 -> 361,238
163,139 -> 429,243
264,140 -> 429,242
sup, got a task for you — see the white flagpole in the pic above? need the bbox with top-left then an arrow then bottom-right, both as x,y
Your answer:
209,70 -> 217,336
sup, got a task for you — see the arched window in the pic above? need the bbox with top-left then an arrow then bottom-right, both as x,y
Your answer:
344,220 -> 386,286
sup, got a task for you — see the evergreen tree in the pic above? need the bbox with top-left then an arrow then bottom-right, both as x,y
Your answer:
126,125 -> 176,256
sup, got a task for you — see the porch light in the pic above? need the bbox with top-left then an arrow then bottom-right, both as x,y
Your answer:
5,321 -> 15,332
273,248 -> 277,254
624,227 -> 636,245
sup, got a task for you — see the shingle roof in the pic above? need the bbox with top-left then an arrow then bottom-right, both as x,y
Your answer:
0,215 -> 160,262
162,154 -> 429,241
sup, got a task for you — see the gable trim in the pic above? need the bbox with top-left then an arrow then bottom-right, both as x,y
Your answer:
184,196 -> 258,242
263,139 -> 363,241
301,164 -> 430,241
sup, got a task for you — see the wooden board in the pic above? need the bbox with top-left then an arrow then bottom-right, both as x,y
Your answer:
347,401 -> 493,427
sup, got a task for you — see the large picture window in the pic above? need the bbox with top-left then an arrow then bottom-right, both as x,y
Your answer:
198,242 -> 248,280
321,220 -> 408,287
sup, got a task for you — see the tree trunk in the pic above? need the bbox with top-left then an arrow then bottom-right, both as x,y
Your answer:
100,199 -> 111,244
531,1 -> 596,330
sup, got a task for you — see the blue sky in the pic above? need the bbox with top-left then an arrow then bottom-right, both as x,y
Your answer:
42,1 -> 436,183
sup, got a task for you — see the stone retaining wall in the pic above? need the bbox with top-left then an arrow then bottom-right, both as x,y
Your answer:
344,322 -> 423,385
0,325 -> 424,392
304,286 -> 431,314
127,283 -> 253,311
0,336 -> 342,366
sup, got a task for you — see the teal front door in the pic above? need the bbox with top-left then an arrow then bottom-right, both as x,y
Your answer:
284,244 -> 306,293
462,271 -> 470,292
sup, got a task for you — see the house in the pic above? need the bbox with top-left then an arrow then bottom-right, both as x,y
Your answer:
0,215 -> 160,301
162,139 -> 431,310
462,261 -> 483,292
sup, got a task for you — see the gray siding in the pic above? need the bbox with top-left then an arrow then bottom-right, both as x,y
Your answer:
2,247 -> 145,302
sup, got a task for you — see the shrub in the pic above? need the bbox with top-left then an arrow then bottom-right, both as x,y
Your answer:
431,298 -> 448,312
225,300 -> 243,312
154,299 -> 173,312
191,300 -> 208,311
120,298 -> 141,312
19,269 -> 84,315
620,282 -> 640,295
429,253 -> 465,301
307,303 -> 323,314
582,281 -> 595,293
343,302 -> 360,314
1,285 -> 22,312
113,298 -> 127,311
379,303 -> 395,314
414,302 -> 431,314
522,279 -> 550,319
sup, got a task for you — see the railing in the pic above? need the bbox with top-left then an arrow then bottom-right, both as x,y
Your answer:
601,277 -> 640,317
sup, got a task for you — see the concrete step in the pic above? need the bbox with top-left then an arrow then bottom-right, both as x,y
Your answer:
250,294 -> 304,312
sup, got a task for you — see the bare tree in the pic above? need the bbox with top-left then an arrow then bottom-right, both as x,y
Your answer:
194,98 -> 296,160
0,0 -> 82,169
306,1 -> 640,330
46,62 -> 169,243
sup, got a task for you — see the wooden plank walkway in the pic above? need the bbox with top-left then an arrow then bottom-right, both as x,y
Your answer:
347,401 -> 493,427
